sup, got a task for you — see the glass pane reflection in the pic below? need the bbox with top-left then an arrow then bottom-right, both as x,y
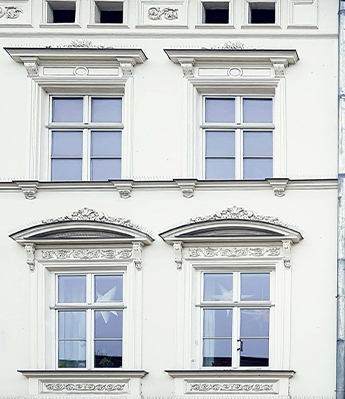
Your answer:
241,274 -> 270,301
94,340 -> 122,368
204,273 -> 233,301
95,311 -> 122,339
58,340 -> 86,368
203,338 -> 232,367
95,275 -> 123,302
240,338 -> 269,367
58,275 -> 86,303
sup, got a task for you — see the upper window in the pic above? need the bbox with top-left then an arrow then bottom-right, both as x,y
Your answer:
202,2 -> 229,24
56,273 -> 124,369
248,2 -> 276,24
50,96 -> 122,181
201,271 -> 271,367
46,1 -> 76,23
95,1 -> 123,23
203,96 -> 273,180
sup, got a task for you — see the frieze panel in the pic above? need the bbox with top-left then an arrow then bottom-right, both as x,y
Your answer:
41,248 -> 132,260
187,247 -> 280,258
42,382 -> 127,393
187,382 -> 276,393
148,7 -> 178,20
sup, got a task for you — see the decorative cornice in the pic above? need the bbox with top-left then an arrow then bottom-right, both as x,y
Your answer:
42,207 -> 146,233
187,246 -> 280,258
41,248 -> 132,260
0,6 -> 23,19
148,7 -> 178,20
189,205 -> 284,226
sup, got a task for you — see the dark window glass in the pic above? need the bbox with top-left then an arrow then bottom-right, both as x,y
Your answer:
100,10 -> 123,23
53,9 -> 75,23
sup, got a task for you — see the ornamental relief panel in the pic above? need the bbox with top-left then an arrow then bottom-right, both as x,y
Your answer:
41,248 -> 132,260
41,381 -> 127,393
139,1 -> 187,26
186,381 -> 278,394
185,246 -> 281,258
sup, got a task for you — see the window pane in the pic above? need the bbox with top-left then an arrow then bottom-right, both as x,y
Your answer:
243,158 -> 272,180
58,311 -> 86,339
204,273 -> 233,301
51,159 -> 82,181
52,98 -> 83,122
205,158 -> 235,180
91,159 -> 121,181
91,131 -> 121,156
91,98 -> 122,123
95,275 -> 123,302
58,276 -> 86,303
95,340 -> 122,368
95,311 -> 123,339
205,98 -> 235,123
240,309 -> 269,337
58,341 -> 86,368
240,338 -> 269,367
241,273 -> 270,301
52,131 -> 83,156
243,132 -> 272,156
243,99 -> 272,123
204,309 -> 232,337
203,338 -> 232,367
205,131 -> 235,156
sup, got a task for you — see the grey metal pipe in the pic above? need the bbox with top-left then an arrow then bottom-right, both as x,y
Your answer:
337,2 -> 345,399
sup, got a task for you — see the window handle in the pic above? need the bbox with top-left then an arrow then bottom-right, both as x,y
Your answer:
237,339 -> 243,351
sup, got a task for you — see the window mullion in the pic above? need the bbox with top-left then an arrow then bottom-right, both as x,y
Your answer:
235,129 -> 242,179
87,308 -> 93,369
233,307 -> 240,368
83,128 -> 90,181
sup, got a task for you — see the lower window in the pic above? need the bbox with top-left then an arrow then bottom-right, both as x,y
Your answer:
201,271 -> 271,367
56,273 -> 124,368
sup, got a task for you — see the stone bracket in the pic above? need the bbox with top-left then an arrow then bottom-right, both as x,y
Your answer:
133,242 -> 144,270
117,57 -> 135,78
22,56 -> 39,77
176,57 -> 195,77
111,180 -> 133,199
282,239 -> 292,269
270,57 -> 289,78
267,178 -> 289,197
14,180 -> 39,200
25,243 -> 36,272
174,179 -> 197,198
173,241 -> 183,269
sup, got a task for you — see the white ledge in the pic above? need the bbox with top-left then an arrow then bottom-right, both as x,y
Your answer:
165,369 -> 295,378
19,369 -> 148,378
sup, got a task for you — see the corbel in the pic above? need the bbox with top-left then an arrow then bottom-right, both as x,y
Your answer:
173,241 -> 183,270
25,243 -> 36,272
282,240 -> 292,269
177,57 -> 195,78
14,180 -> 39,200
132,242 -> 144,270
174,179 -> 197,198
117,57 -> 135,78
111,180 -> 133,199
267,178 -> 289,197
270,57 -> 289,78
22,57 -> 39,78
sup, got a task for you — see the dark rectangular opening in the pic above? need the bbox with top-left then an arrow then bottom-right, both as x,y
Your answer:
100,10 -> 123,23
249,2 -> 275,24
96,1 -> 123,23
52,9 -> 75,23
203,2 -> 229,24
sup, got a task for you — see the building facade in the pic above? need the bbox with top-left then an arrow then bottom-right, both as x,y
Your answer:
0,0 -> 339,398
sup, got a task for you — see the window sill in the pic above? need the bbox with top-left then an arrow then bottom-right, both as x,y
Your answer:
165,369 -> 295,396
241,24 -> 281,29
87,23 -> 130,29
18,369 -> 148,395
195,24 -> 235,29
39,23 -> 81,28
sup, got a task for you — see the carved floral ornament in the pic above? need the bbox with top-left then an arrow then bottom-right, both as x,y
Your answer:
148,7 -> 178,20
0,6 -> 23,19
44,382 -> 126,392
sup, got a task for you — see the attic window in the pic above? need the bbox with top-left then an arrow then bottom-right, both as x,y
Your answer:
202,2 -> 229,24
47,1 -> 76,23
249,2 -> 275,24
95,1 -> 123,23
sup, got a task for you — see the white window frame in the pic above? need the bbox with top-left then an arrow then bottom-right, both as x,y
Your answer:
197,1 -> 234,27
5,47 -> 147,181
164,49 -> 299,180
194,265 -> 275,369
42,0 -> 81,27
48,94 -> 124,181
89,0 -> 129,28
243,0 -> 280,28
201,94 -> 275,179
48,267 -> 128,370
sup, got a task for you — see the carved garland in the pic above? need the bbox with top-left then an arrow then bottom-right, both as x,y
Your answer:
41,249 -> 132,260
189,382 -> 274,393
148,7 -> 178,20
188,247 -> 280,258
44,382 -> 126,392
0,6 -> 23,19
